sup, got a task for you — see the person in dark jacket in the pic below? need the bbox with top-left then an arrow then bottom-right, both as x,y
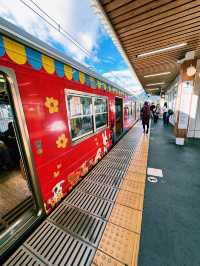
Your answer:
141,101 -> 150,134
0,122 -> 20,168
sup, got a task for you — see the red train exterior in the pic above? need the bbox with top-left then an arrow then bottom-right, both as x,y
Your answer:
0,24 -> 139,215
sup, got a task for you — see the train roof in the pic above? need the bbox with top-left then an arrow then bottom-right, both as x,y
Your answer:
0,17 -> 131,95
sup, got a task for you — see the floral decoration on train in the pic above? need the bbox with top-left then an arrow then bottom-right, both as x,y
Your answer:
102,131 -> 109,153
94,137 -> 99,146
44,97 -> 59,113
53,163 -> 62,178
94,148 -> 102,164
67,159 -> 96,191
67,170 -> 81,190
56,134 -> 68,148
53,171 -> 60,178
47,180 -> 65,208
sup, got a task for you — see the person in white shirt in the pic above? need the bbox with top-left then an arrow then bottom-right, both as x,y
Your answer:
162,102 -> 168,125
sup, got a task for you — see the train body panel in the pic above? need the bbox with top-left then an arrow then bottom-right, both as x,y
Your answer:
0,33 -> 139,215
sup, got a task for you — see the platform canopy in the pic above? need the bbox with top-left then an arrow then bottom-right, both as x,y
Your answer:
91,0 -> 200,95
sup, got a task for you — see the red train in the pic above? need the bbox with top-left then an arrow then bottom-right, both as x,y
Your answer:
0,18 -> 140,255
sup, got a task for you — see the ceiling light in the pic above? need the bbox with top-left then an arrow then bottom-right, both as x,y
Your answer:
137,43 -> 187,58
144,72 -> 171,78
146,82 -> 165,86
146,88 -> 160,91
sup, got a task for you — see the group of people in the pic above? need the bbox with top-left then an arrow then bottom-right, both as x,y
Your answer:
150,103 -> 161,123
140,101 -> 173,134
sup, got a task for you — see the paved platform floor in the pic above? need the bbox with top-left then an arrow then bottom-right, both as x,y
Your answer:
139,121 -> 200,266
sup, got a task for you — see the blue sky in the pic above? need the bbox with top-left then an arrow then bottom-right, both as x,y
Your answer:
0,0 -> 144,94
86,34 -> 128,73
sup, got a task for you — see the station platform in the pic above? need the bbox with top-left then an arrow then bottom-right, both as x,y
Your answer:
139,121 -> 200,266
4,122 -> 149,266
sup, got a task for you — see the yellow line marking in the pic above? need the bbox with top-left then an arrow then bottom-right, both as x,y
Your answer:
93,250 -> 124,266
98,222 -> 140,266
116,190 -> 144,211
109,203 -> 142,234
125,172 -> 146,183
120,180 -> 145,195
128,165 -> 146,175
92,128 -> 150,266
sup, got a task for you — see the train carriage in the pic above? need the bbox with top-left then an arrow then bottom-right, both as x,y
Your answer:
0,17 -> 139,256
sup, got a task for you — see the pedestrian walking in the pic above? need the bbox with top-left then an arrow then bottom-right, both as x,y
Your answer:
141,101 -> 150,134
162,102 -> 168,125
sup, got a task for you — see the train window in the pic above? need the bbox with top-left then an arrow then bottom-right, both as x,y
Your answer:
66,92 -> 108,142
124,103 -> 132,120
68,95 -> 93,141
94,97 -> 108,129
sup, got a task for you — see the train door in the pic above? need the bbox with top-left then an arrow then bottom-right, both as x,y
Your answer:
0,71 -> 42,257
115,97 -> 123,139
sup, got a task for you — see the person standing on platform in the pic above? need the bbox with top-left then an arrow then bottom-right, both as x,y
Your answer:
150,102 -> 156,119
141,101 -> 150,134
162,102 -> 168,125
154,104 -> 160,123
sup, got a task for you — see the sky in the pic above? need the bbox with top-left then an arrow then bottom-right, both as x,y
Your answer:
0,0 -> 144,95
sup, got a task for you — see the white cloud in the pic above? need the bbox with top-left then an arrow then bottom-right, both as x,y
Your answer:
103,69 -> 143,95
0,0 -> 102,63
0,0 -> 144,95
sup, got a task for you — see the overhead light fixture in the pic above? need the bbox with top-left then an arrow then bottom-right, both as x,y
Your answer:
186,65 -> 196,77
144,72 -> 171,78
146,88 -> 160,91
146,82 -> 165,86
137,43 -> 187,58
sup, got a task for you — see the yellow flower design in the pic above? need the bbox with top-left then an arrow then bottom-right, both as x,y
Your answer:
53,171 -> 60,178
44,97 -> 59,114
56,134 -> 68,148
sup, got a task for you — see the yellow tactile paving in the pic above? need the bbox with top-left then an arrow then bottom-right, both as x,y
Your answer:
134,153 -> 147,158
135,153 -> 147,157
137,151 -> 148,155
125,171 -> 146,183
116,190 -> 144,210
109,203 -> 142,234
129,160 -> 146,167
120,179 -> 145,195
136,147 -> 148,151
93,250 -> 124,266
128,164 -> 146,174
98,222 -> 140,266
133,154 -> 148,162
92,128 -> 150,266
131,159 -> 148,166
131,234 -> 140,266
